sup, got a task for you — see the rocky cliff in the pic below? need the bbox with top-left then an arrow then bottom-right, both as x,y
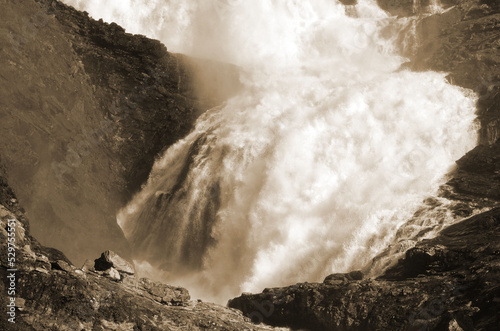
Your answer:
0,0 -> 241,266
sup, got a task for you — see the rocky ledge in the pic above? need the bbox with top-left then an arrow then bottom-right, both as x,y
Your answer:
229,207 -> 500,330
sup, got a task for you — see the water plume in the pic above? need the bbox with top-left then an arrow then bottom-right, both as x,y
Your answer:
64,0 -> 478,303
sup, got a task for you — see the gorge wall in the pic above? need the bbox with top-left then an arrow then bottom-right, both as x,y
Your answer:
0,0 -> 241,266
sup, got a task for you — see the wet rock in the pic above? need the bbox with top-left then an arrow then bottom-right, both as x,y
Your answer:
229,208 -> 500,330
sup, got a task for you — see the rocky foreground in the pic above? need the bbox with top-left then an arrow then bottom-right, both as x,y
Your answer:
0,164 -> 281,330
229,207 -> 500,330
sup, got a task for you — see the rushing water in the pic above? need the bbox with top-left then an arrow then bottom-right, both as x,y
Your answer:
64,0 -> 478,302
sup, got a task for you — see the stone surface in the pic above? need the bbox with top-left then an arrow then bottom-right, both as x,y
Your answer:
0,0 -> 242,266
81,259 -> 95,273
51,260 -> 73,273
229,208 -> 500,330
103,267 -> 121,281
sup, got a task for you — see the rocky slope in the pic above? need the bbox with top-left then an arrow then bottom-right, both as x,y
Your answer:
0,164 -> 282,330
229,207 -> 500,330
229,1 -> 500,330
0,0 -> 241,266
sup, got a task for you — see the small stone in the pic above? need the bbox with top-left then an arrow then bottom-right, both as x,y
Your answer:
324,273 -> 347,284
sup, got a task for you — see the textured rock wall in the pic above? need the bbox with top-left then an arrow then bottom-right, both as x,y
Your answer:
0,0 -> 241,265
229,208 -> 500,330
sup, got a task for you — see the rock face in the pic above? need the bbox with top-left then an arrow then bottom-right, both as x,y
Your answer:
229,208 -> 500,330
0,164 -> 282,330
0,0 -> 241,266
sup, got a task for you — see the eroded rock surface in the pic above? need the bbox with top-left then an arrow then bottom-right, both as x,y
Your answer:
229,208 -> 500,331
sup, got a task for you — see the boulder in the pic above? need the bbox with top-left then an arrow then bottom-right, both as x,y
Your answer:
323,270 -> 363,284
94,250 -> 135,275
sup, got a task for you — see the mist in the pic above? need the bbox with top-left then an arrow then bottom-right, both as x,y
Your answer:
62,0 -> 478,303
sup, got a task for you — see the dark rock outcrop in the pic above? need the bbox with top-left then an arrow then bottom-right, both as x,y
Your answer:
229,208 -> 500,330
0,0 -> 241,266
94,250 -> 135,275
402,0 -> 500,229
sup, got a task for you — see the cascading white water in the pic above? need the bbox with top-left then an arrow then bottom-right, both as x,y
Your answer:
63,0 -> 478,303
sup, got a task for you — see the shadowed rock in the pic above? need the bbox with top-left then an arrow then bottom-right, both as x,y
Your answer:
94,250 -> 135,275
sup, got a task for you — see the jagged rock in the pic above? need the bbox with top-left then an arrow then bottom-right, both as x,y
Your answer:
0,163 -> 279,330
229,208 -> 500,330
94,250 -> 135,275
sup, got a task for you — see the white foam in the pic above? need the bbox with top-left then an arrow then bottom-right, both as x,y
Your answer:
63,0 -> 478,303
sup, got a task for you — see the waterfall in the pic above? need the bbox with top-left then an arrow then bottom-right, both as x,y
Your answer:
64,0 -> 478,303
